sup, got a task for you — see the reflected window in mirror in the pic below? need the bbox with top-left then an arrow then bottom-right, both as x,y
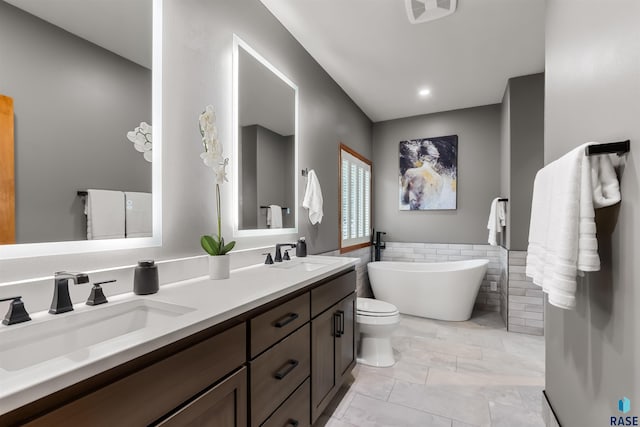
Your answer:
233,35 -> 298,237
0,0 -> 162,259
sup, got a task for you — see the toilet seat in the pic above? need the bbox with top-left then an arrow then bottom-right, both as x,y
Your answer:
357,297 -> 399,317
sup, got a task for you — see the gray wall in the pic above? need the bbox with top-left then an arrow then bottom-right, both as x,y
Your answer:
0,0 -> 372,283
545,1 -> 640,426
0,2 -> 152,244
500,73 -> 544,250
372,105 -> 501,244
255,126 -> 294,229
240,126 -> 258,229
176,0 -> 372,255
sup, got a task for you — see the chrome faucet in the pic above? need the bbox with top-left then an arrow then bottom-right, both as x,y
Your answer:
50,272 -> 89,314
274,243 -> 297,262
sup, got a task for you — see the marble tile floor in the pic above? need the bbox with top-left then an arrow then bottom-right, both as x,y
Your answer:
315,311 -> 545,427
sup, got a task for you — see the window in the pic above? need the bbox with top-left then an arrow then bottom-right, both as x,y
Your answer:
339,143 -> 372,253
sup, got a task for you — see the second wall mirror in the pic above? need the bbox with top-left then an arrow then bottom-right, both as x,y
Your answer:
232,35 -> 298,237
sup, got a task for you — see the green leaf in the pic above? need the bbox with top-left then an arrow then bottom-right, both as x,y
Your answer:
221,240 -> 236,255
201,235 -> 220,255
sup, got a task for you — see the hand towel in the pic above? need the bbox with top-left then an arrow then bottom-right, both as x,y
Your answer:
266,204 -> 283,229
124,191 -> 152,238
303,169 -> 324,224
85,189 -> 125,240
526,143 -> 621,309
487,197 -> 506,246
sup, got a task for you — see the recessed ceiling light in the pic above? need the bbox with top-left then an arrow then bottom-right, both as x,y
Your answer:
419,88 -> 431,96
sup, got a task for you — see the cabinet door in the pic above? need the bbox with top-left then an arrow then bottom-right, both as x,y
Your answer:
311,306 -> 337,421
336,294 -> 356,379
158,367 -> 247,427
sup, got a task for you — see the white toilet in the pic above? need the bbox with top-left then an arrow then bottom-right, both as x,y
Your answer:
356,297 -> 400,367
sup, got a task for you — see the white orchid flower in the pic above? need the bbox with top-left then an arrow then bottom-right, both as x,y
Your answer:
126,122 -> 152,162
214,158 -> 229,184
200,151 -> 221,169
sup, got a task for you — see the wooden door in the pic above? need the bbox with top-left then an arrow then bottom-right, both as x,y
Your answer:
158,367 -> 247,427
311,306 -> 337,421
337,294 -> 356,379
0,94 -> 15,244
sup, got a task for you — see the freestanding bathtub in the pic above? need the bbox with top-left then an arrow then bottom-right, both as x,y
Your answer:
367,259 -> 489,321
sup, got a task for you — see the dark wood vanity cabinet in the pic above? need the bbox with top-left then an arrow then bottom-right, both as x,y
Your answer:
310,272 -> 357,423
2,267 -> 356,427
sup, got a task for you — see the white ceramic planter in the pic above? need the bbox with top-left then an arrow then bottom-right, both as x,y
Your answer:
208,254 -> 230,280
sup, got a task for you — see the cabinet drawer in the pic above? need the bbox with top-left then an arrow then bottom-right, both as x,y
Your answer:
262,378 -> 310,427
26,323 -> 246,427
250,324 -> 310,427
158,367 -> 247,427
250,292 -> 310,358
311,270 -> 356,318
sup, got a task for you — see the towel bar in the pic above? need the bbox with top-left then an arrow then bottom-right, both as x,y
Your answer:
498,198 -> 508,202
585,140 -> 630,156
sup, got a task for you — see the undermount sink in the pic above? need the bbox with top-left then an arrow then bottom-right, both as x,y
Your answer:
270,257 -> 338,272
0,299 -> 195,372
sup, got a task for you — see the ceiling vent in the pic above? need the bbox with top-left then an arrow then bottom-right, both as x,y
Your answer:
405,0 -> 457,24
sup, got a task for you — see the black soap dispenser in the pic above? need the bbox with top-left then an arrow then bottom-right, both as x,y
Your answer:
134,260 -> 159,295
296,237 -> 307,257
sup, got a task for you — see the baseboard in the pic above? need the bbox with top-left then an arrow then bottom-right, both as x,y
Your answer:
543,390 -> 562,427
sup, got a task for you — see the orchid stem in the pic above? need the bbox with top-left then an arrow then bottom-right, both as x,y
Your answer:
216,183 -> 222,243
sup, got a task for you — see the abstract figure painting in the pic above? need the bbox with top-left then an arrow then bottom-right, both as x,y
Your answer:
399,135 -> 458,210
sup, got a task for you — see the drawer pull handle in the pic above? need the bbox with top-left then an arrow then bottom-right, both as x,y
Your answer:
286,420 -> 299,427
334,312 -> 342,338
274,359 -> 299,380
338,310 -> 345,335
274,312 -> 299,328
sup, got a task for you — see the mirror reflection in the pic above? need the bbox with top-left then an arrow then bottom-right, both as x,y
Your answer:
0,0 -> 152,245
237,41 -> 297,232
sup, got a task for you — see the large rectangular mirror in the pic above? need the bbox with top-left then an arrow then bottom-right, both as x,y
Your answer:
0,0 -> 162,259
233,35 -> 298,237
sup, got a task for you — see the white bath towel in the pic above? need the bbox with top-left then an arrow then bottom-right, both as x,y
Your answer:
526,143 -> 621,309
487,197 -> 506,246
124,191 -> 152,238
303,169 -> 324,224
266,204 -> 283,228
85,189 -> 125,240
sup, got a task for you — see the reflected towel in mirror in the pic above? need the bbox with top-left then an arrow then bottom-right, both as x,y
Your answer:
85,189 -> 125,240
267,205 -> 283,228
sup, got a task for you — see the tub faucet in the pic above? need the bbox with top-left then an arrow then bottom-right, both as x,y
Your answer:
274,243 -> 297,262
50,271 -> 89,314
373,231 -> 386,262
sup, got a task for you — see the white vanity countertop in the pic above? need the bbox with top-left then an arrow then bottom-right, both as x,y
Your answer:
0,255 -> 358,415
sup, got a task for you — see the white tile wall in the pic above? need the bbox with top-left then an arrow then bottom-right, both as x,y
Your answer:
379,242 -> 504,314
323,246 -> 372,297
499,246 -> 509,326
508,250 -> 544,336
